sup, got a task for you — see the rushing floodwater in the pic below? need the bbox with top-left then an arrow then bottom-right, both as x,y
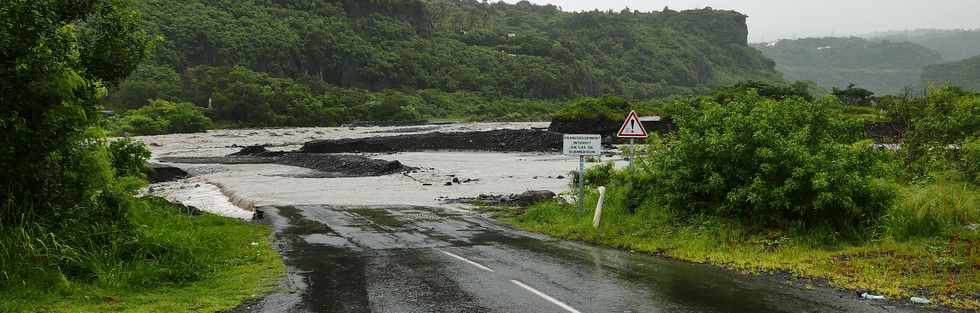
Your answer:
137,122 -> 621,217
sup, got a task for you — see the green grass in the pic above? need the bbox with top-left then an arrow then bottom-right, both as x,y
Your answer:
0,198 -> 285,313
505,182 -> 980,310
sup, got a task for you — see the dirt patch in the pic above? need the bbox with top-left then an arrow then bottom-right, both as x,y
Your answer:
161,146 -> 412,177
300,129 -> 564,153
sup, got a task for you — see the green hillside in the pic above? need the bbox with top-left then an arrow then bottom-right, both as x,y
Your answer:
753,37 -> 944,95
868,28 -> 980,62
105,0 -> 782,126
923,54 -> 980,91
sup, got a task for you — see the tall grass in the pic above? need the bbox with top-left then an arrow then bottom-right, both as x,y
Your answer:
0,196 -> 277,311
882,172 -> 980,240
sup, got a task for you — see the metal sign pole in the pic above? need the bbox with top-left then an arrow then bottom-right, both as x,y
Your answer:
629,138 -> 635,167
578,154 -> 585,213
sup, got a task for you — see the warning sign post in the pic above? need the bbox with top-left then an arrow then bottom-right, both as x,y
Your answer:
617,111 -> 648,138
617,111 -> 648,166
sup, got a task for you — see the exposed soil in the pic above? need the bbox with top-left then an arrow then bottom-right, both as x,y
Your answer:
161,146 -> 412,177
866,121 -> 906,144
300,129 -> 565,153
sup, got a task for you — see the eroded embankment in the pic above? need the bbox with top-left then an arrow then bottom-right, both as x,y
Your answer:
160,146 -> 412,178
300,129 -> 564,153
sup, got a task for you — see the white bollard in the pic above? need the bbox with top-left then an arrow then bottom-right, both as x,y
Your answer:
592,186 -> 606,228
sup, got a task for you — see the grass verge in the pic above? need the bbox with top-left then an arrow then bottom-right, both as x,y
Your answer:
0,198 -> 284,313
502,180 -> 980,310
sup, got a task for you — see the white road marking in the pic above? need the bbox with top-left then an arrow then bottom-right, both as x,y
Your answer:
437,249 -> 495,272
510,279 -> 582,313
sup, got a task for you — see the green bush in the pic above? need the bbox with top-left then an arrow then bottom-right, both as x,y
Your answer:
963,137 -> 980,184
552,96 -> 631,120
637,92 -> 896,233
108,139 -> 151,178
112,99 -> 212,135
898,86 -> 980,178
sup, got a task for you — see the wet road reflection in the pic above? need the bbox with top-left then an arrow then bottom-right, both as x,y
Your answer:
232,205 -> 925,313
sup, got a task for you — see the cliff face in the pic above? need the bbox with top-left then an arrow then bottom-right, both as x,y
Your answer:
135,0 -> 780,99
666,9 -> 749,46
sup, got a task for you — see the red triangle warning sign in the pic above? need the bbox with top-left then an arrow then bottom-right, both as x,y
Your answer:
617,111 -> 648,138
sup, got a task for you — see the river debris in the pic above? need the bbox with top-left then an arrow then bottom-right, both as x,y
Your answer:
447,190 -> 557,206
910,297 -> 932,305
860,293 -> 886,300
965,223 -> 979,232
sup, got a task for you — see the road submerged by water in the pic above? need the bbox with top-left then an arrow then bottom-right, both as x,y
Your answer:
136,123 -> 949,313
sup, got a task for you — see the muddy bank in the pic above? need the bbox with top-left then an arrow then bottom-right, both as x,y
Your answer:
343,120 -> 430,128
549,116 -> 676,139
148,163 -> 189,183
300,129 -> 564,153
161,147 -> 412,177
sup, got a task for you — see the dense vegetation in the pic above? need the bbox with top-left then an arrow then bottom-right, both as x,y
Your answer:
102,0 -> 782,129
514,85 -> 980,308
923,54 -> 980,92
0,1 -> 282,310
110,99 -> 213,135
868,28 -> 980,62
753,37 -> 944,95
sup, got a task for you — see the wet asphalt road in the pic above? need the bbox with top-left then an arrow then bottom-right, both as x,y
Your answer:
232,205 -> 935,313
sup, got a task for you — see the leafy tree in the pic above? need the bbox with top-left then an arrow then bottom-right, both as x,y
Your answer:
714,81 -> 814,103
103,64 -> 182,109
1,0 -> 150,225
833,83 -> 876,105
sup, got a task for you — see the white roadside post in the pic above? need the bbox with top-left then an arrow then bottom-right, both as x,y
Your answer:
562,134 -> 602,213
592,186 -> 606,228
617,111 -> 648,167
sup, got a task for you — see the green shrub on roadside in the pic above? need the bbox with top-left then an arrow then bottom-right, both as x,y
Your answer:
108,139 -> 151,178
637,92 -> 895,233
111,99 -> 212,136
962,137 -> 980,184
899,86 -> 980,179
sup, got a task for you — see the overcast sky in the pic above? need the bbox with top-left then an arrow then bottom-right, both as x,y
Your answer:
501,0 -> 980,42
